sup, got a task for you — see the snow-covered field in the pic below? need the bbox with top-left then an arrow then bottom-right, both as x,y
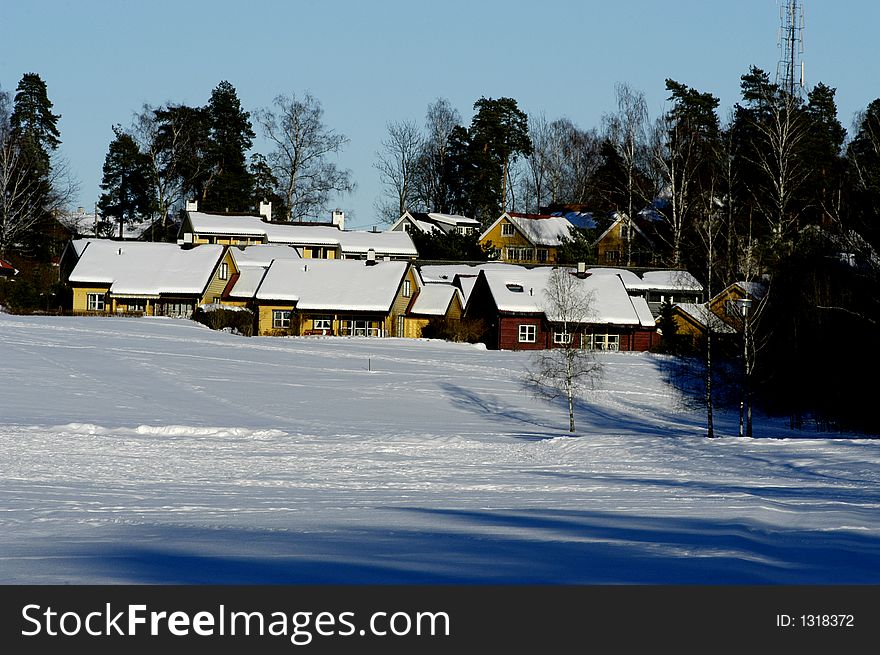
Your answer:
1,314 -> 879,584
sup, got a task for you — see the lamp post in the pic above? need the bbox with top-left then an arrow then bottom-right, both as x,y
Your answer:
736,297 -> 754,437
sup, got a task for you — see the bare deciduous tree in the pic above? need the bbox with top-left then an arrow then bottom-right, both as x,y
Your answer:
524,267 -> 604,432
522,115 -> 602,213
130,104 -> 201,230
415,98 -> 461,213
603,83 -> 652,265
373,120 -> 423,224
256,93 -> 355,221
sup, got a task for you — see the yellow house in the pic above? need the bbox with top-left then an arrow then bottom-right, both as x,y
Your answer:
672,281 -> 767,345
593,212 -> 656,266
68,242 -> 226,317
253,258 -> 419,337
179,207 -> 418,261
403,284 -> 465,338
479,212 -> 572,264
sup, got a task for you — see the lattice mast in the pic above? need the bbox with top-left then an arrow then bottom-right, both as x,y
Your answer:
776,0 -> 805,97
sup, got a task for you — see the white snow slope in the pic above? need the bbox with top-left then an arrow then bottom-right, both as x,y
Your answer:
1,314 -> 879,584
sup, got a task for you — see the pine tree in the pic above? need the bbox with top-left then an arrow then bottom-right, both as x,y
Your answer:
468,97 -> 532,219
4,73 -> 64,260
202,81 -> 255,212
10,72 -> 61,177
97,126 -> 155,237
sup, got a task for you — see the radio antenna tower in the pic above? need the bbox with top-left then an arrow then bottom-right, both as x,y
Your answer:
776,0 -> 805,97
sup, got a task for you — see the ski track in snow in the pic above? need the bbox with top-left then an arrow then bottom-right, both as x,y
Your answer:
1,314 -> 879,584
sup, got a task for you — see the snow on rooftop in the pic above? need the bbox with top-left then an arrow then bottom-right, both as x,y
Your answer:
636,270 -> 703,292
336,230 -> 418,256
483,267 -> 649,325
418,262 -> 528,283
228,267 -> 268,299
69,242 -> 224,296
584,268 -> 703,293
256,259 -> 408,311
409,285 -> 461,316
186,211 -> 418,255
426,213 -> 480,226
506,214 -> 573,246
675,302 -> 737,333
228,244 -> 301,268
187,211 -> 269,236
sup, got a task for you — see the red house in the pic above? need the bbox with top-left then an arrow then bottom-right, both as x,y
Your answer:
464,266 -> 658,351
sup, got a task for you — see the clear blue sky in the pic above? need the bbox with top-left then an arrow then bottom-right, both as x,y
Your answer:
2,0 -> 878,229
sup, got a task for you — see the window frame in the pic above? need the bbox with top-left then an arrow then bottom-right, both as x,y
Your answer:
272,309 -> 292,329
518,324 -> 537,343
86,293 -> 105,312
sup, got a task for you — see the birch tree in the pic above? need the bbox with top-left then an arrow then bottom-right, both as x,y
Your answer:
373,119 -> 423,223
649,80 -> 721,267
256,92 -> 355,221
524,267 -> 603,433
602,83 -> 652,265
414,98 -> 461,213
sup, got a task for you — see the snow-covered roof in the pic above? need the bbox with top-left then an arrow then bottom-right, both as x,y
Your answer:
424,212 -> 480,227
409,285 -> 461,316
733,280 -> 768,300
336,230 -> 418,257
228,244 -> 301,268
638,270 -> 703,292
418,262 -> 529,283
69,242 -> 224,296
579,267 -> 703,294
186,212 -> 418,256
675,302 -> 737,333
584,267 -> 645,288
483,213 -> 572,246
228,267 -> 268,299
255,259 -> 408,311
455,275 -> 479,304
481,267 -> 654,326
187,211 -> 270,236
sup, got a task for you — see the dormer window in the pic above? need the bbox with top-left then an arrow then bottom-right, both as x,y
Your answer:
506,283 -> 524,293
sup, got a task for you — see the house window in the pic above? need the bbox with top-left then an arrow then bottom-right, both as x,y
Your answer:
585,334 -> 619,351
87,293 -> 105,311
160,302 -> 193,318
537,249 -> 549,263
273,310 -> 291,329
506,247 -> 534,261
501,223 -> 515,237
518,324 -> 536,343
219,262 -> 229,280
313,316 -> 332,331
605,250 -> 619,263
553,331 -> 571,344
339,319 -> 381,337
403,279 -> 412,297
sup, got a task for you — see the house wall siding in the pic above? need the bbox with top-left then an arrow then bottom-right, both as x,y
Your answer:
72,286 -> 111,313
200,250 -> 237,304
498,316 -> 547,350
257,303 -> 296,335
